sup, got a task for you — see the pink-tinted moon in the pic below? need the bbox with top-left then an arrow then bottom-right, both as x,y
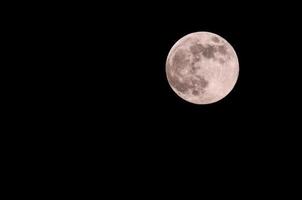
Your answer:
166,31 -> 239,104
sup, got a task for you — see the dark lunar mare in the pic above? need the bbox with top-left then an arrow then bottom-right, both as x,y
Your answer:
202,45 -> 216,58
189,43 -> 204,55
217,45 -> 227,55
167,41 -> 218,95
190,43 -> 219,60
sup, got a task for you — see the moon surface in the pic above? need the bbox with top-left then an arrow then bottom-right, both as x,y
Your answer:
166,31 -> 239,104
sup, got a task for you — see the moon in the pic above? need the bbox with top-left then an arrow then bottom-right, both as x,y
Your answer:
166,31 -> 239,104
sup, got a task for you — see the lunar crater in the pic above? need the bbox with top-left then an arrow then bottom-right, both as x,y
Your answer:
211,36 -> 220,43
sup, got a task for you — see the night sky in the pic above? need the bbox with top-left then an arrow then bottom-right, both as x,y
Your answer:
12,1 -> 299,163
27,2 -> 298,143
7,1 -> 300,192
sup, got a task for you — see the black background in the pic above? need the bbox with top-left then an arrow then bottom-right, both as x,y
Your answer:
7,1 -> 301,190
52,4 -> 298,133
15,2 -> 300,150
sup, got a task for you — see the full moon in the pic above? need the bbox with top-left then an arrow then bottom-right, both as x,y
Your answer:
166,31 -> 239,104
